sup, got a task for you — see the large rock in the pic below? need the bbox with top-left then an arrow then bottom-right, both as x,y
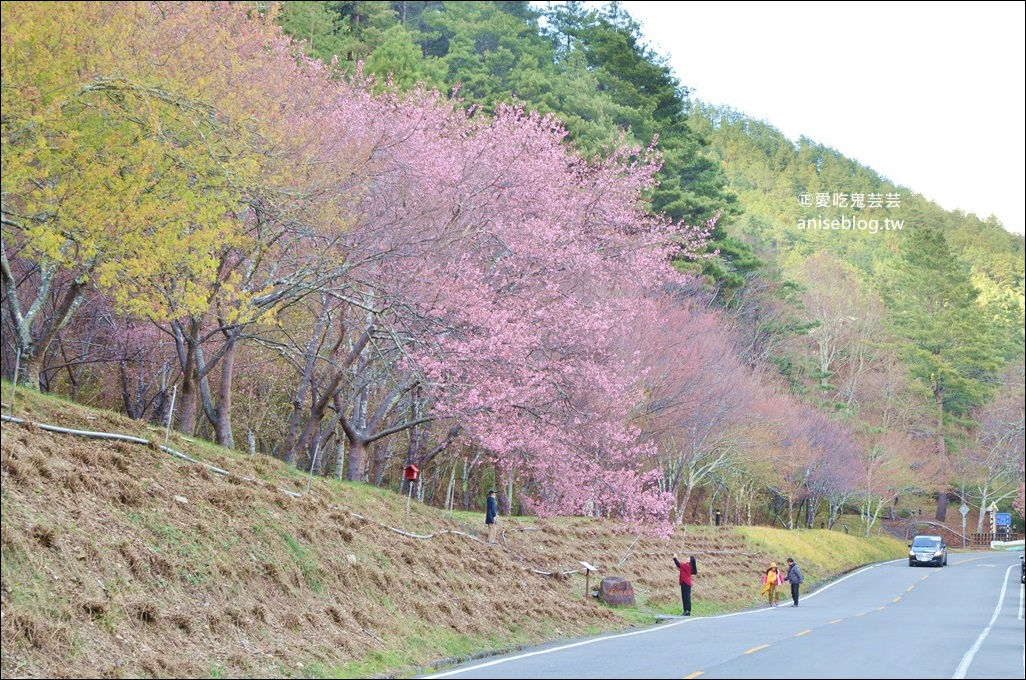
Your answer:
598,575 -> 635,607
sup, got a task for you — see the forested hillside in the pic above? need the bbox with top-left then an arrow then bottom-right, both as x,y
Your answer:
686,103 -> 1024,523
2,1 -> 1023,540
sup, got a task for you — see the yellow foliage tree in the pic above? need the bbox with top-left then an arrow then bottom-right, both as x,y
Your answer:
1,2 -> 317,409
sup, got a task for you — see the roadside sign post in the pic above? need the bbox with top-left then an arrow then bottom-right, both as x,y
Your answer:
579,561 -> 598,601
995,511 -> 1011,539
959,503 -> 969,547
403,465 -> 419,532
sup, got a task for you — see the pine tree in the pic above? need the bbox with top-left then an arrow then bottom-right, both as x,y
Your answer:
882,226 -> 1006,520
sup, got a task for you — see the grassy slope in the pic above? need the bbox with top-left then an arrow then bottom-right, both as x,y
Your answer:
0,383 -> 908,679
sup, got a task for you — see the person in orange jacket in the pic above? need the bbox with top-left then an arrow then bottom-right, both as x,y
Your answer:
761,562 -> 783,607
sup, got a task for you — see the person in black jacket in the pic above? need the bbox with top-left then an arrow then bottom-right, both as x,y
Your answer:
672,553 -> 697,616
784,557 -> 803,607
485,489 -> 498,544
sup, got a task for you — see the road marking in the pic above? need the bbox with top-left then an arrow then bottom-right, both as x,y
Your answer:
953,563 -> 1019,679
744,644 -> 769,654
428,557 -> 995,678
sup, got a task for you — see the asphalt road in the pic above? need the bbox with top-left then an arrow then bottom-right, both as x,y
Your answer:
422,551 -> 1025,679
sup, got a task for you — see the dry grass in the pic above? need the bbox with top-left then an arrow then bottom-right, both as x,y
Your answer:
1,386 -> 908,678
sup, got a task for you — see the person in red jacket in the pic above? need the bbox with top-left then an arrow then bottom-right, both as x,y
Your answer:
672,552 -> 697,616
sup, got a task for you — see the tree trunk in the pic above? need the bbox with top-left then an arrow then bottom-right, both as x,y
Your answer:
934,378 -> 948,522
494,466 -> 508,516
936,485 -> 949,522
213,339 -> 238,449
347,438 -> 369,482
934,431 -> 948,522
178,366 -> 198,436
22,353 -> 44,392
371,442 -> 391,487
171,320 -> 199,436
0,261 -> 87,392
333,437 -> 346,480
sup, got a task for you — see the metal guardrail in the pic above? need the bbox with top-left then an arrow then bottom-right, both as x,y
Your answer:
971,532 -> 1023,546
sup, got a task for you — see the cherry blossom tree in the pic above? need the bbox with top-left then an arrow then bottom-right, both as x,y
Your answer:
623,295 -> 759,524
230,62 -> 715,532
755,393 -> 860,530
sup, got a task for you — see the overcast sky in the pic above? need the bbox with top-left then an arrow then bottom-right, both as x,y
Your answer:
599,1 -> 1025,234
